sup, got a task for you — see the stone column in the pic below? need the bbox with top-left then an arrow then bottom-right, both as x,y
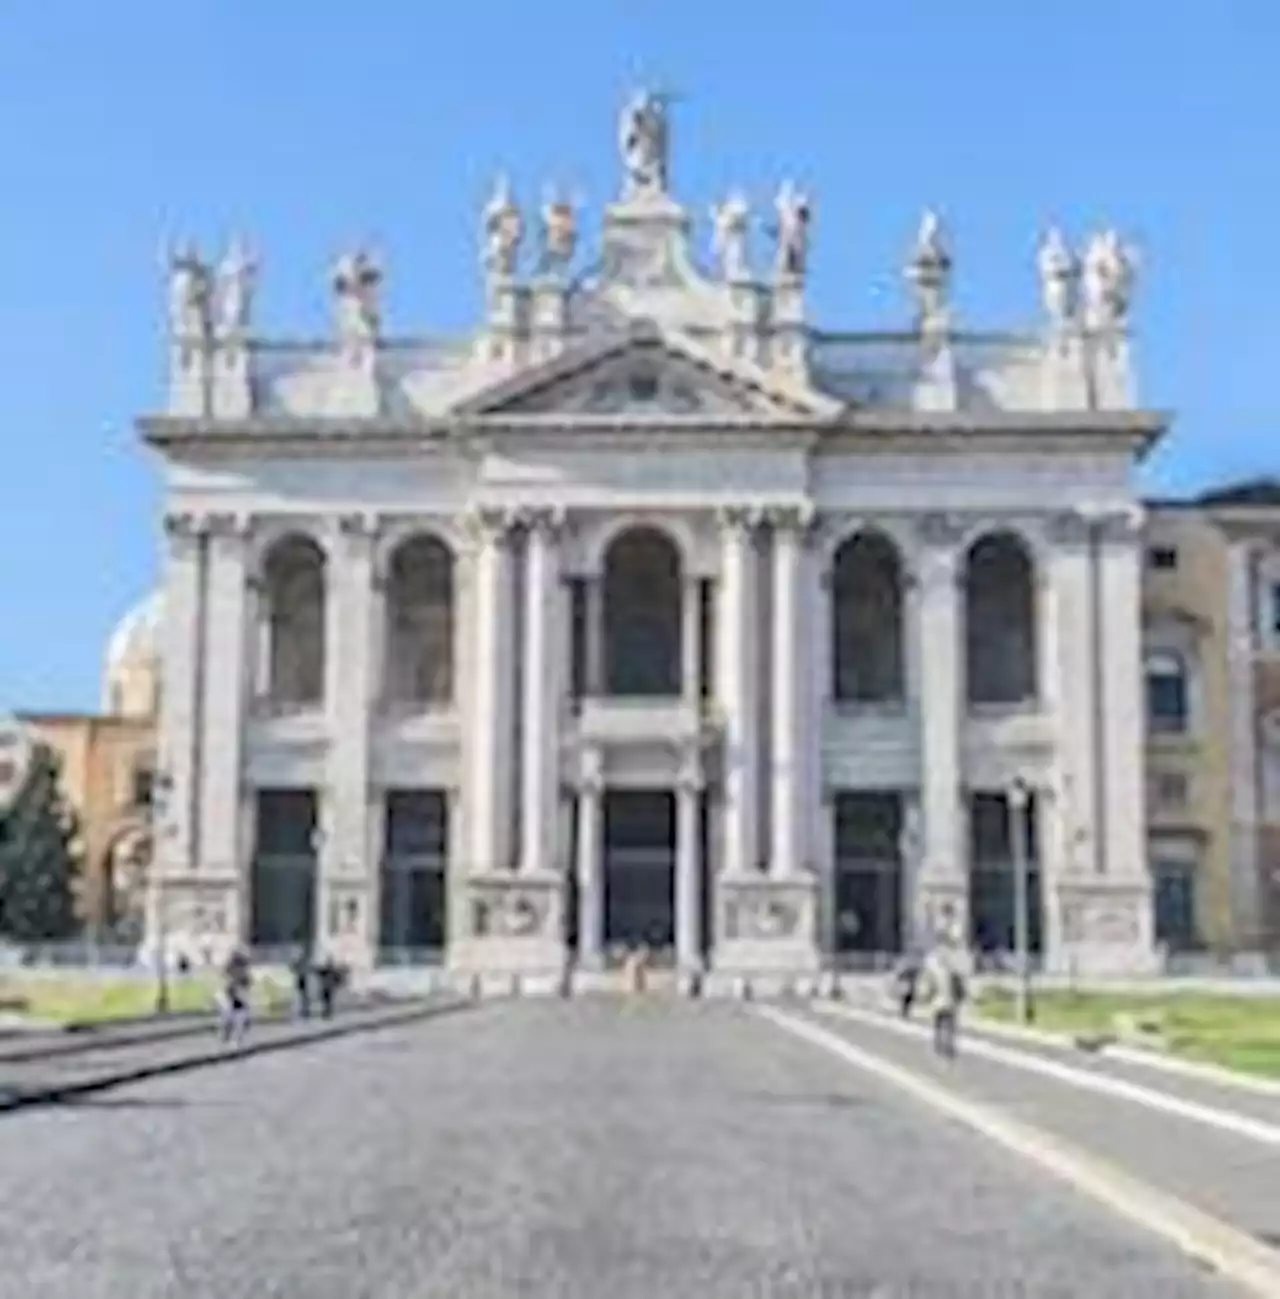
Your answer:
519,508 -> 564,875
768,506 -> 812,876
467,508 -> 516,873
323,513 -> 378,962
915,514 -> 966,935
716,506 -> 760,875
681,572 -> 702,704
197,514 -> 250,893
675,766 -> 703,973
158,512 -> 206,874
576,757 -> 604,969
1045,512 -> 1100,878
1097,511 -> 1148,885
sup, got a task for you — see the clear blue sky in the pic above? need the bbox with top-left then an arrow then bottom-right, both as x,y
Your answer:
0,1 -> 1274,712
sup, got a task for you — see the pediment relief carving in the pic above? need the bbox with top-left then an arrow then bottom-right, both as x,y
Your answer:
452,329 -> 828,421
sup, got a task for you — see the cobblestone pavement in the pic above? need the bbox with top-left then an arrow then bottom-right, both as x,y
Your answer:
0,999 -> 1248,1299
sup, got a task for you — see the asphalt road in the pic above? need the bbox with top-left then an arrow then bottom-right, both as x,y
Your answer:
0,998 -> 1248,1298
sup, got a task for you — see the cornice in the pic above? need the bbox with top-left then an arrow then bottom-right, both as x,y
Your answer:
138,405 -> 1169,458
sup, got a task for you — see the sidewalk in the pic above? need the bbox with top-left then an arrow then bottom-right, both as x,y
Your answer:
798,1000 -> 1280,1249
0,995 -> 470,1110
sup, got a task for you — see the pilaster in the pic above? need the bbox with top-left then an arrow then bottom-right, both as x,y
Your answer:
1045,511 -> 1100,878
465,507 -> 517,874
1226,541 -> 1262,946
519,507 -> 565,875
324,513 -> 379,962
766,504 -> 813,876
196,513 -> 250,883
914,513 -> 966,936
158,511 -> 206,873
716,504 -> 761,875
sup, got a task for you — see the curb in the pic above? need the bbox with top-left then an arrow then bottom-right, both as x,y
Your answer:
0,998 -> 471,1111
755,1004 -> 1280,1298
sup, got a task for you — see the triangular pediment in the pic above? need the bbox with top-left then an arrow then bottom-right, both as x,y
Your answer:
451,322 -> 837,421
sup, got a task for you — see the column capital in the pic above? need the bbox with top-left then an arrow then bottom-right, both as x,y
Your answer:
334,511 -> 379,542
715,503 -> 765,537
518,504 -> 568,541
1045,509 -> 1093,549
204,511 -> 253,541
762,502 -> 818,539
462,504 -> 518,548
1096,507 -> 1144,547
916,511 -> 968,550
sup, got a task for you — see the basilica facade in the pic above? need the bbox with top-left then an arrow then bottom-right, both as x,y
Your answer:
141,95 -> 1165,989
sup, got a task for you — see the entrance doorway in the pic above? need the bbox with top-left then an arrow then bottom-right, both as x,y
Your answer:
250,789 -> 319,956
603,790 -> 675,955
832,791 -> 905,962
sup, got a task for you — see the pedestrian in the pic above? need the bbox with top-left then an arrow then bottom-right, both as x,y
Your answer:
921,940 -> 969,1060
219,947 -> 253,1045
893,950 -> 922,1020
290,945 -> 312,1021
314,954 -> 342,1020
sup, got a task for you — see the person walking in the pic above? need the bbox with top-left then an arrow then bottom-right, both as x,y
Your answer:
219,947 -> 253,1045
892,949 -> 923,1020
921,938 -> 969,1060
290,946 -> 312,1021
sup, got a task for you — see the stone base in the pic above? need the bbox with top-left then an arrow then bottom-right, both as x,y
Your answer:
1045,880 -> 1159,977
143,875 -> 241,969
913,874 -> 968,947
711,873 -> 821,986
448,872 -> 568,981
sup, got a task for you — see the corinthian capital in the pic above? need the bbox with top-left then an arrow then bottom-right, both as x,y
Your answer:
715,503 -> 764,537
462,505 -> 516,547
518,505 -> 568,540
763,502 -> 818,540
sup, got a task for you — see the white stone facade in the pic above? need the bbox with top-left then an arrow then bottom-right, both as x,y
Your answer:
141,97 -> 1164,986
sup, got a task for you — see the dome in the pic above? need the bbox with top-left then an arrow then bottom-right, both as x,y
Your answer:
102,590 -> 164,717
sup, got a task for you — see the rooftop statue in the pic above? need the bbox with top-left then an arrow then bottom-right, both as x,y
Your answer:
482,175 -> 524,279
332,249 -> 382,351
1082,230 -> 1136,330
711,191 -> 751,282
539,187 -> 576,274
214,237 -> 256,338
619,90 -> 670,198
167,240 -> 211,341
774,181 -> 811,279
1037,228 -> 1079,327
904,209 -> 952,331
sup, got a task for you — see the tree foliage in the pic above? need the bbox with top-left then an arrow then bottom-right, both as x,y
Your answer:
0,742 -> 82,941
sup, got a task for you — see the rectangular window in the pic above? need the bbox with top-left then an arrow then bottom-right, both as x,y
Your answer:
1150,771 -> 1189,809
131,767 -> 155,810
1147,546 -> 1179,571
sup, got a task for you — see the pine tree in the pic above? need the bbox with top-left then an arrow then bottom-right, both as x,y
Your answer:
0,743 -> 81,941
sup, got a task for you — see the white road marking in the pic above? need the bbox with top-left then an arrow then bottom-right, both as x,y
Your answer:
815,999 -> 1280,1149
755,1003 -> 1280,1298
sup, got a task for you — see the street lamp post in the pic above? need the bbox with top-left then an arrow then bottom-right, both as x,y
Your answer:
151,773 -> 174,1015
1008,775 -> 1033,1025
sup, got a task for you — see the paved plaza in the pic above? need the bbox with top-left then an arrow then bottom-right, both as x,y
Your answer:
0,1000 -> 1252,1298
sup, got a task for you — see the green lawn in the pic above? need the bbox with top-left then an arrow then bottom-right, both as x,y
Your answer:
976,987 -> 1280,1080
0,973 -> 292,1026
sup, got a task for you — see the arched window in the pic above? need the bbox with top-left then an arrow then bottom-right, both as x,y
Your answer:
262,535 -> 327,708
965,532 -> 1037,706
602,528 -> 683,696
383,535 -> 455,706
830,531 -> 904,704
1145,650 -> 1189,734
